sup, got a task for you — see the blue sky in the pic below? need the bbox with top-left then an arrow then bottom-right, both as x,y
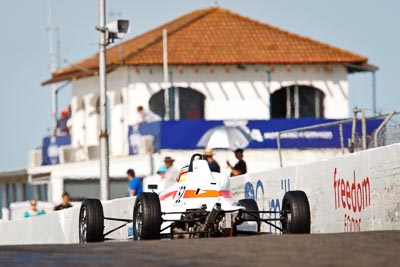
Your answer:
0,0 -> 398,171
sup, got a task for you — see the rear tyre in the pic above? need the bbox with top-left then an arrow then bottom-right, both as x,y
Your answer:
79,198 -> 104,243
133,193 -> 162,240
239,199 -> 260,232
281,190 -> 311,234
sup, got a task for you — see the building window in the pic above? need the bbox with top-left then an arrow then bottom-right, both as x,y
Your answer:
77,97 -> 85,111
64,178 -> 128,200
270,85 -> 324,118
37,184 -> 48,202
149,87 -> 205,120
179,88 -> 205,119
89,94 -> 100,115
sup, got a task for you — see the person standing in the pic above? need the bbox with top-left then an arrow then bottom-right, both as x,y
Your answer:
53,109 -> 71,136
203,148 -> 220,172
164,156 -> 179,188
24,199 -> 45,218
54,192 -> 73,211
126,169 -> 143,197
156,165 -> 168,191
227,149 -> 247,177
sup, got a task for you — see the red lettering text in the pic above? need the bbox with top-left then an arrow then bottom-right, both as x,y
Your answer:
344,214 -> 361,232
333,168 -> 371,213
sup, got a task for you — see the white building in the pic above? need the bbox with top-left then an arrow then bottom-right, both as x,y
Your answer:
6,7 -> 378,211
43,7 -> 375,154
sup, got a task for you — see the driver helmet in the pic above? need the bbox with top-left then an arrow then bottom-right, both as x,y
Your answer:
177,166 -> 189,182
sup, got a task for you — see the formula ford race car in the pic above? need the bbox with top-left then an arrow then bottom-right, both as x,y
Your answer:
79,154 -> 311,242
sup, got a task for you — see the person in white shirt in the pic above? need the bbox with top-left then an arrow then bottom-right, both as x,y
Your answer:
164,156 -> 179,189
135,106 -> 162,125
156,165 -> 168,191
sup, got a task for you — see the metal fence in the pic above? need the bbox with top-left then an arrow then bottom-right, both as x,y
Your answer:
276,110 -> 400,167
372,111 -> 400,148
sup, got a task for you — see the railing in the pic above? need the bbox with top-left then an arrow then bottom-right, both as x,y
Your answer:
373,112 -> 400,148
276,111 -> 399,167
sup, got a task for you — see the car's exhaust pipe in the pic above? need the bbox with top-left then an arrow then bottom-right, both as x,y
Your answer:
204,203 -> 221,227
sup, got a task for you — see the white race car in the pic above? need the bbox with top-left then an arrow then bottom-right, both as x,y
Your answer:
79,154 -> 311,242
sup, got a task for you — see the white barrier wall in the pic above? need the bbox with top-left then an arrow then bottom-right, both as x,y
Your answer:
230,143 -> 400,233
0,197 -> 135,245
0,206 -> 80,245
0,144 -> 399,245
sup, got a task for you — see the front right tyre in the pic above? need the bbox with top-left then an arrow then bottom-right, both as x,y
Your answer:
281,190 -> 311,234
133,193 -> 162,240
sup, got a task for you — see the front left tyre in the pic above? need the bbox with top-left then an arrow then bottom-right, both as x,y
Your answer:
79,198 -> 104,243
239,198 -> 261,232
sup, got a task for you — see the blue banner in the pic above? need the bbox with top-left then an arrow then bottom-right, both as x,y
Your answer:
127,119 -> 383,153
42,135 -> 71,165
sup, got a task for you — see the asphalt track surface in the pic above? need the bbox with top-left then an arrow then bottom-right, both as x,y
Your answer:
0,231 -> 398,267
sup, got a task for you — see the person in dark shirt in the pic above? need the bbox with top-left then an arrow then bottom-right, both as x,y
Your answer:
227,149 -> 247,177
203,148 -> 220,172
54,192 -> 73,211
53,109 -> 71,136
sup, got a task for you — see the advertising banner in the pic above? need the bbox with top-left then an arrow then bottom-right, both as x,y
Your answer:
42,135 -> 71,165
128,119 -> 383,154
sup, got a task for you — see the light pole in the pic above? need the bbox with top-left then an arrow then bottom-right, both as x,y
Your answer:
47,0 -> 58,130
97,0 -> 130,201
98,0 -> 109,201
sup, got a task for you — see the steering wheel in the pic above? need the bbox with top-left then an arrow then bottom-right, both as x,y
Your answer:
188,153 -> 204,172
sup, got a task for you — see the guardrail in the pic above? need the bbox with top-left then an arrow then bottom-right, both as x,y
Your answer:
276,111 -> 399,167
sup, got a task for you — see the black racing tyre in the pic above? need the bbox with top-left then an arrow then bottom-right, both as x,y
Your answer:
79,198 -> 104,243
133,192 -> 162,240
281,190 -> 311,234
238,199 -> 260,232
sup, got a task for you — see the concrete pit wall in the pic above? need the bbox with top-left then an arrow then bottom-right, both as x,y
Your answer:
230,143 -> 400,233
0,143 -> 399,245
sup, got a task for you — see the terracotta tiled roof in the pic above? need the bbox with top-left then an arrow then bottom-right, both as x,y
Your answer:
43,7 -> 372,85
